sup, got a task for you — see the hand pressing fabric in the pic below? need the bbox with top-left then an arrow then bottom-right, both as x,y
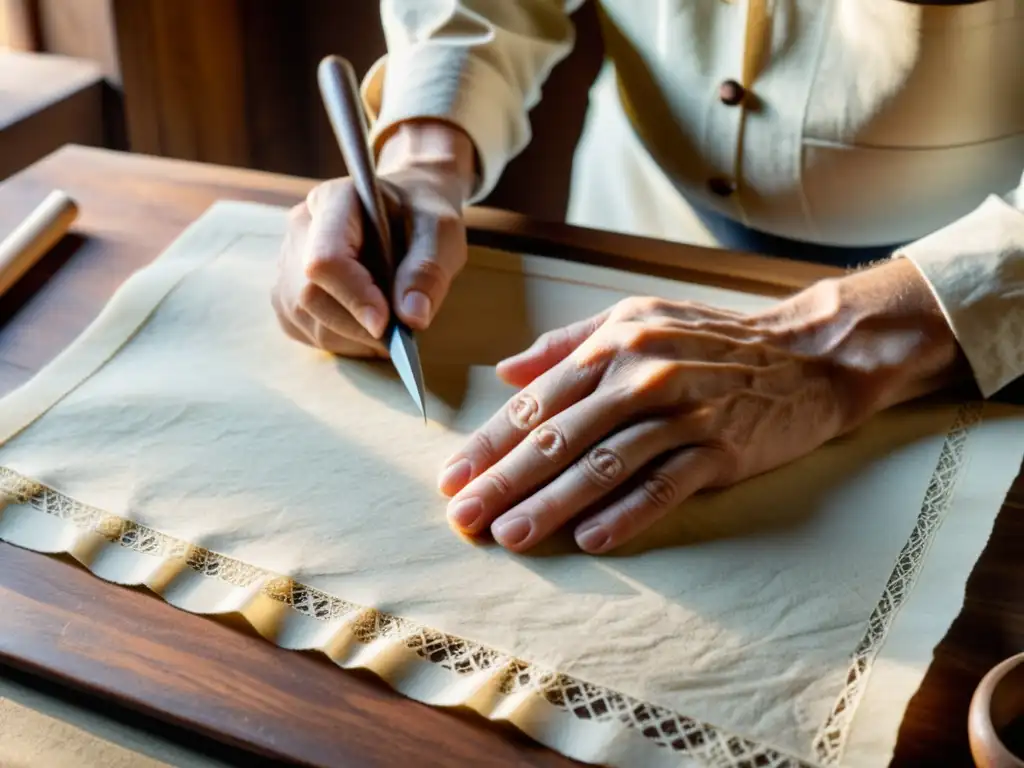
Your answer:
438,259 -> 967,554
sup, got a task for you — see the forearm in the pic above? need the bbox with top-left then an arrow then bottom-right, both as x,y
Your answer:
378,120 -> 477,203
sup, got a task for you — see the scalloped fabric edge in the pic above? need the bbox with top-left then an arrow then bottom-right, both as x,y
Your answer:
0,400 -> 981,768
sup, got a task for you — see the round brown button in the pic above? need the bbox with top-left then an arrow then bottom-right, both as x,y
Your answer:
707,177 -> 736,197
718,79 -> 745,106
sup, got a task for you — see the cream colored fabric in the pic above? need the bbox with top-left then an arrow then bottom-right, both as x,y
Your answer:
360,0 -> 1024,399
0,202 -> 1021,767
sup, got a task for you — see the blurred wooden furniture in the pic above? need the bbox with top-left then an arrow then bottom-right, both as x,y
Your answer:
109,0 -> 602,223
4,0 -> 602,221
34,0 -> 119,82
0,52 -> 103,180
0,144 -> 1020,766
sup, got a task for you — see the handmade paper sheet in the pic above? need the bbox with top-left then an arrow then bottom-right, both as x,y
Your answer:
0,202 -> 1020,768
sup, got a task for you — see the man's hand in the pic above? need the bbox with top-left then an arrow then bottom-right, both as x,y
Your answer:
438,259 -> 967,554
272,121 -> 475,357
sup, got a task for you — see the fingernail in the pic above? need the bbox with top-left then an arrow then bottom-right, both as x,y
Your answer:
359,305 -> 386,337
438,458 -> 472,495
575,524 -> 611,553
401,290 -> 432,328
448,497 -> 483,530
492,516 -> 532,548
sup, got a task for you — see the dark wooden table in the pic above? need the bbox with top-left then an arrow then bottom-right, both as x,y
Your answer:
0,145 -> 1020,767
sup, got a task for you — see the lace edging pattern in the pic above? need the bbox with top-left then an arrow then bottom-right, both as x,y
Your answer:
811,401 -> 982,764
0,469 -> 807,768
0,402 -> 979,768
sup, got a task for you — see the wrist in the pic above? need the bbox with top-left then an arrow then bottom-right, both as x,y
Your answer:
377,119 -> 477,203
762,258 -> 969,425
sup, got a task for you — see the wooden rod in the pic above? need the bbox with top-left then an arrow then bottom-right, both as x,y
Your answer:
0,190 -> 78,298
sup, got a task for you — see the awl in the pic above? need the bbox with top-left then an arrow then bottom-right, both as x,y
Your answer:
317,55 -> 428,421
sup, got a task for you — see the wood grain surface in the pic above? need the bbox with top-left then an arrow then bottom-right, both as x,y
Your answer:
0,145 -> 1019,767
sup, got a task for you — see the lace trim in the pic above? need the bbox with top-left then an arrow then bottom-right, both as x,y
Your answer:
0,402 -> 980,767
812,401 -> 982,764
0,468 -> 808,767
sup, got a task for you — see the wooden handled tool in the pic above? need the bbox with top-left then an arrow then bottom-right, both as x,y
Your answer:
0,190 -> 78,299
317,56 -> 394,274
317,55 -> 428,422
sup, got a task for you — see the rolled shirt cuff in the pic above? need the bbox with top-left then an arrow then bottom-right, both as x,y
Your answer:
360,46 -> 529,204
897,194 -> 1024,397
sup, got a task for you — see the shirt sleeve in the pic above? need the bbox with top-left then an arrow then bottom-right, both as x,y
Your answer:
897,171 -> 1024,398
360,1 -> 583,203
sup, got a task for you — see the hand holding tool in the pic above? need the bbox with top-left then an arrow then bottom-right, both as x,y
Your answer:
317,55 -> 428,422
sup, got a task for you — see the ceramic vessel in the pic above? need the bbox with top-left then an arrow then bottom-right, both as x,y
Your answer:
970,652 -> 1024,768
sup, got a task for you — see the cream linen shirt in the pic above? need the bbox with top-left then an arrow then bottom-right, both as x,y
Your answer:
360,0 -> 1024,398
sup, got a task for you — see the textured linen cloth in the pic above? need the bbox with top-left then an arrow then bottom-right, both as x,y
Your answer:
0,202 -> 1021,768
361,0 -> 1024,398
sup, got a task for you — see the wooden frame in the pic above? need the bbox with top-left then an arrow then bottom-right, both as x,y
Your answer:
0,145 -> 1020,766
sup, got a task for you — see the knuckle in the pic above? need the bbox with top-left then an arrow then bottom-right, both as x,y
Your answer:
287,201 -> 310,224
311,323 -> 333,349
608,503 -> 644,539
570,333 -> 615,370
506,391 -> 543,431
611,296 -> 672,323
471,431 -> 498,464
528,491 -> 562,523
296,282 -> 320,312
537,328 -> 568,357
618,324 -> 664,355
305,243 -> 359,280
304,184 -> 325,211
530,423 -> 569,462
612,296 -> 655,321
486,469 -> 512,498
303,253 -> 331,280
672,406 -> 715,439
641,472 -> 678,509
308,178 -> 350,206
640,297 -> 672,316
581,447 -> 626,488
403,257 -> 448,293
626,361 -> 680,402
609,297 -> 640,322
